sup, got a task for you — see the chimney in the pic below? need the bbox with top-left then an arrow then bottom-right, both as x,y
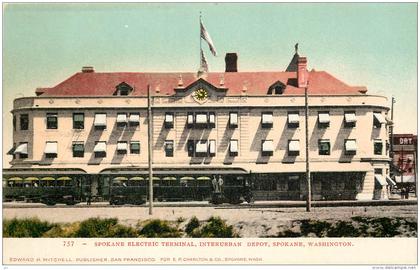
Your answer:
35,88 -> 45,96
297,57 -> 308,88
82,66 -> 94,73
225,53 -> 238,72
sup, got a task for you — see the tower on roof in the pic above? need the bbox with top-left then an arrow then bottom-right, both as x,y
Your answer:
286,43 -> 300,72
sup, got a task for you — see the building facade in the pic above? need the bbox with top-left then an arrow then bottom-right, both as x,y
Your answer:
4,52 -> 393,201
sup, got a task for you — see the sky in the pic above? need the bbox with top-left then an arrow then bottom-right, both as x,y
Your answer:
2,3 -> 417,166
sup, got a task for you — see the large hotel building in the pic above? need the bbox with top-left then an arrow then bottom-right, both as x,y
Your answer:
4,51 -> 393,201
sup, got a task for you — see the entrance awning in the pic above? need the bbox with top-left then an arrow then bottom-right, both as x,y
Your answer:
94,113 -> 107,127
94,142 -> 107,152
394,175 -> 415,183
14,143 -> 28,154
44,142 -> 58,154
386,176 -> 397,186
374,174 -> 387,186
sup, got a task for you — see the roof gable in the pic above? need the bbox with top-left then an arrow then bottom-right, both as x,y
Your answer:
175,78 -> 227,94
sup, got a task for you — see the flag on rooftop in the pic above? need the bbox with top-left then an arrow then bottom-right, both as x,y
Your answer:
200,18 -> 217,56
200,49 -> 209,72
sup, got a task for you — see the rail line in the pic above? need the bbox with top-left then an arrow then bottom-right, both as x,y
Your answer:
3,199 -> 417,209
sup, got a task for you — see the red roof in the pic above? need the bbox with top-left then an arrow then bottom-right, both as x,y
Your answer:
39,70 -> 366,96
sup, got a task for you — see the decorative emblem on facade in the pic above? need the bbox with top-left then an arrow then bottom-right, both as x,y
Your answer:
75,98 -> 80,104
49,99 -> 54,104
193,88 -> 209,103
98,99 -> 103,104
125,99 -> 131,104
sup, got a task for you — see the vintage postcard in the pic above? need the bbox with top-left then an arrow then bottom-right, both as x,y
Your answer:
2,2 -> 418,267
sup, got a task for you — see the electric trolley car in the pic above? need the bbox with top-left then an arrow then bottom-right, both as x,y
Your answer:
3,173 -> 253,205
3,176 -> 83,205
106,174 -> 252,205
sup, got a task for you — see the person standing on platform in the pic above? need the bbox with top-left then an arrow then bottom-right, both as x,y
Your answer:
218,175 -> 224,193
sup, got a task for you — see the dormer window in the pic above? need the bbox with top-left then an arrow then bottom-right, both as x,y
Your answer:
274,86 -> 283,95
268,81 -> 286,95
114,82 -> 133,96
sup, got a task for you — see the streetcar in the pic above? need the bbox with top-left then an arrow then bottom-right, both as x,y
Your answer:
107,174 -> 252,205
3,173 -> 253,206
3,176 -> 83,205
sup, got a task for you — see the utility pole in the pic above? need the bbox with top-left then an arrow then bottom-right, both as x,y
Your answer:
147,85 -> 154,215
305,85 -> 311,212
390,97 -> 395,158
401,145 -> 404,186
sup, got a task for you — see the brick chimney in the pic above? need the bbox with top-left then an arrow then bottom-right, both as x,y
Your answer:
297,57 -> 308,88
225,53 -> 238,72
82,66 -> 94,73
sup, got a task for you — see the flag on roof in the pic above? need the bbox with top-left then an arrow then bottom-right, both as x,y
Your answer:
200,49 -> 209,72
200,18 -> 217,56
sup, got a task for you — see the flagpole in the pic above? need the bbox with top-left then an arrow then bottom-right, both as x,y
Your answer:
199,11 -> 202,70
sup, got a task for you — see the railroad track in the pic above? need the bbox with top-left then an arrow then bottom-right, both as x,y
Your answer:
3,199 -> 417,209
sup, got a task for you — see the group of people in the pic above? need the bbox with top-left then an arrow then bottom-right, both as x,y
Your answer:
212,175 -> 224,193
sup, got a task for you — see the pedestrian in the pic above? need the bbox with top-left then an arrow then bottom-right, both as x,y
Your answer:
87,194 -> 91,205
218,176 -> 224,193
212,176 -> 219,193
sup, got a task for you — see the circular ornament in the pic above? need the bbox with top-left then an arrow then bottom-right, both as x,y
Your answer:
194,88 -> 209,101
193,88 -> 210,104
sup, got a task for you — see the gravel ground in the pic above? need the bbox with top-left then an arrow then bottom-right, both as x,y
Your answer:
3,204 -> 417,237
